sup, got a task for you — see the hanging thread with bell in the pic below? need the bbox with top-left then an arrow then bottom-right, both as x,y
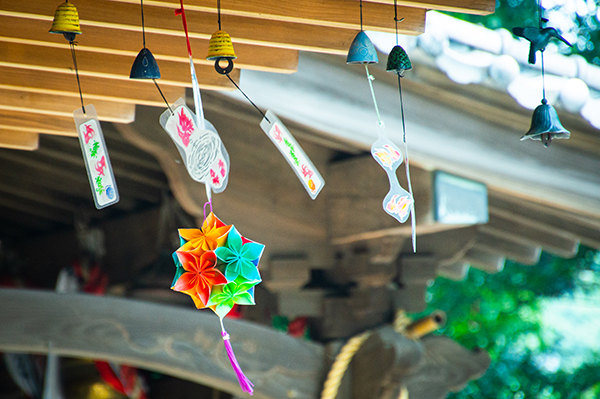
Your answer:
130,0 -> 173,115
49,0 -> 85,114
387,0 -> 416,252
513,0 -> 572,147
346,0 -> 416,251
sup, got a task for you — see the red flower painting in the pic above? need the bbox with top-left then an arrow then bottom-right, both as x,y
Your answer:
176,108 -> 194,147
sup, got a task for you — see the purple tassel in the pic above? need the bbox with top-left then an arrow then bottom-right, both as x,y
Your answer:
222,330 -> 254,395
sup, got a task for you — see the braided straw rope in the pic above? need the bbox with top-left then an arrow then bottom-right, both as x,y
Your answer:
320,331 -> 372,399
320,310 -> 413,399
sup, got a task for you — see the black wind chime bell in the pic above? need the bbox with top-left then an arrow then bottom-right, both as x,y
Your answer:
513,6 -> 572,147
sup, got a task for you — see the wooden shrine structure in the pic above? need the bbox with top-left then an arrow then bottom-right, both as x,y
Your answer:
2,0 -> 600,398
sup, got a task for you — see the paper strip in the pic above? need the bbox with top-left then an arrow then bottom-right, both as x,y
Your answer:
260,110 -> 325,199
74,104 -> 119,209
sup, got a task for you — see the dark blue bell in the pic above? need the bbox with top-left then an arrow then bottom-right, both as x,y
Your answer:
521,99 -> 570,147
346,31 -> 378,64
130,48 -> 161,79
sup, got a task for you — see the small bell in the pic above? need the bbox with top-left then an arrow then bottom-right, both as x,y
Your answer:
129,48 -> 161,79
346,31 -> 378,65
521,99 -> 570,147
386,45 -> 412,76
49,1 -> 82,42
206,30 -> 237,61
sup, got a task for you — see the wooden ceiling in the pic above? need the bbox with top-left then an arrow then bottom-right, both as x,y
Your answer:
0,0 -> 494,150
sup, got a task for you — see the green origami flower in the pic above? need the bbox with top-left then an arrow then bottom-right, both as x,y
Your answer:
214,226 -> 264,282
206,278 -> 258,318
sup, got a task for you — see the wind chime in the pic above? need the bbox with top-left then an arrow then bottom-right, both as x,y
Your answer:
49,1 -> 119,209
159,0 -> 231,203
129,0 -> 173,115
513,0 -> 572,147
346,0 -> 416,251
206,0 -> 325,200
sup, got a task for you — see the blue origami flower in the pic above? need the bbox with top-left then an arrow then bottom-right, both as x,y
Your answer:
215,226 -> 264,282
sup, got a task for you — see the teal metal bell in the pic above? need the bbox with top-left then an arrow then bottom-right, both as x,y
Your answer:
386,45 -> 412,76
346,31 -> 378,64
130,48 -> 161,79
520,99 -> 570,147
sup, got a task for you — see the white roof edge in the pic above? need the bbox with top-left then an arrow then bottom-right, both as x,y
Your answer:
368,11 -> 600,129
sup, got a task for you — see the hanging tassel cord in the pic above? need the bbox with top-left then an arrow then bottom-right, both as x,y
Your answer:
203,198 -> 213,221
364,65 -> 382,125
70,41 -> 85,114
398,76 -> 416,252
219,318 -> 254,395
225,74 -> 269,123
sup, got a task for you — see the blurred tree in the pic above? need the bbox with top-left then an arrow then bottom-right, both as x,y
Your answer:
416,246 -> 600,399
446,0 -> 600,65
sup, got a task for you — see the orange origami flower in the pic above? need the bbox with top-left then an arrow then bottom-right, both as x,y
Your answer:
172,248 -> 227,308
178,212 -> 231,252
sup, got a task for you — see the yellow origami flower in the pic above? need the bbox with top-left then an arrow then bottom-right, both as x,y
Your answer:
178,212 -> 232,252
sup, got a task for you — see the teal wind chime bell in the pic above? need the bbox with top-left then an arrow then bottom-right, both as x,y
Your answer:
347,31 -> 378,64
514,2 -> 572,147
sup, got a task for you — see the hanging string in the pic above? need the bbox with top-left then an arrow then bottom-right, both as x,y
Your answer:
394,0 -> 399,45
141,0 -> 146,48
203,199 -> 213,221
153,79 -> 174,114
538,0 -> 546,102
360,0 -> 363,31
224,73 -> 269,122
398,76 -> 416,252
365,65 -> 382,124
217,0 -> 222,30
175,0 -> 193,57
69,41 -> 85,114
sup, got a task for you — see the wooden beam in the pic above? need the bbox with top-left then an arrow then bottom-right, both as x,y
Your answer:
0,109 -> 76,136
0,66 -> 185,108
364,0 -> 495,15
473,231 -> 541,266
463,246 -> 505,273
0,88 -> 136,124
0,15 -> 298,74
480,212 -> 580,259
488,193 -> 600,249
0,192 -> 73,224
0,289 -> 325,399
107,0 -> 425,33
437,262 -> 469,281
0,41 -> 238,90
0,129 -> 38,150
0,0 -> 423,56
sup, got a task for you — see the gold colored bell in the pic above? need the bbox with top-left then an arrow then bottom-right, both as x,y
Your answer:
206,30 -> 237,61
49,1 -> 82,41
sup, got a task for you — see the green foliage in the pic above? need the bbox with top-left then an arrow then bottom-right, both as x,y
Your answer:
445,0 -> 600,65
417,246 -> 600,399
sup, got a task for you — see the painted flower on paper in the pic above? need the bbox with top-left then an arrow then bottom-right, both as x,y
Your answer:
178,212 -> 231,252
215,226 -> 264,282
386,194 -> 412,218
206,278 -> 258,318
171,248 -> 227,308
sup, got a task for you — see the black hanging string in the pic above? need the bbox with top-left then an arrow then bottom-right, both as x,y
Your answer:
217,0 -> 222,30
140,0 -> 172,113
225,74 -> 269,122
141,0 -> 146,47
538,0 -> 546,102
360,0 -> 363,31
69,41 -> 86,114
394,0 -> 398,45
154,79 -> 174,114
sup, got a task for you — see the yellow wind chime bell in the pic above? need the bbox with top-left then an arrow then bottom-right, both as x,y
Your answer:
207,30 -> 237,74
49,1 -> 82,42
